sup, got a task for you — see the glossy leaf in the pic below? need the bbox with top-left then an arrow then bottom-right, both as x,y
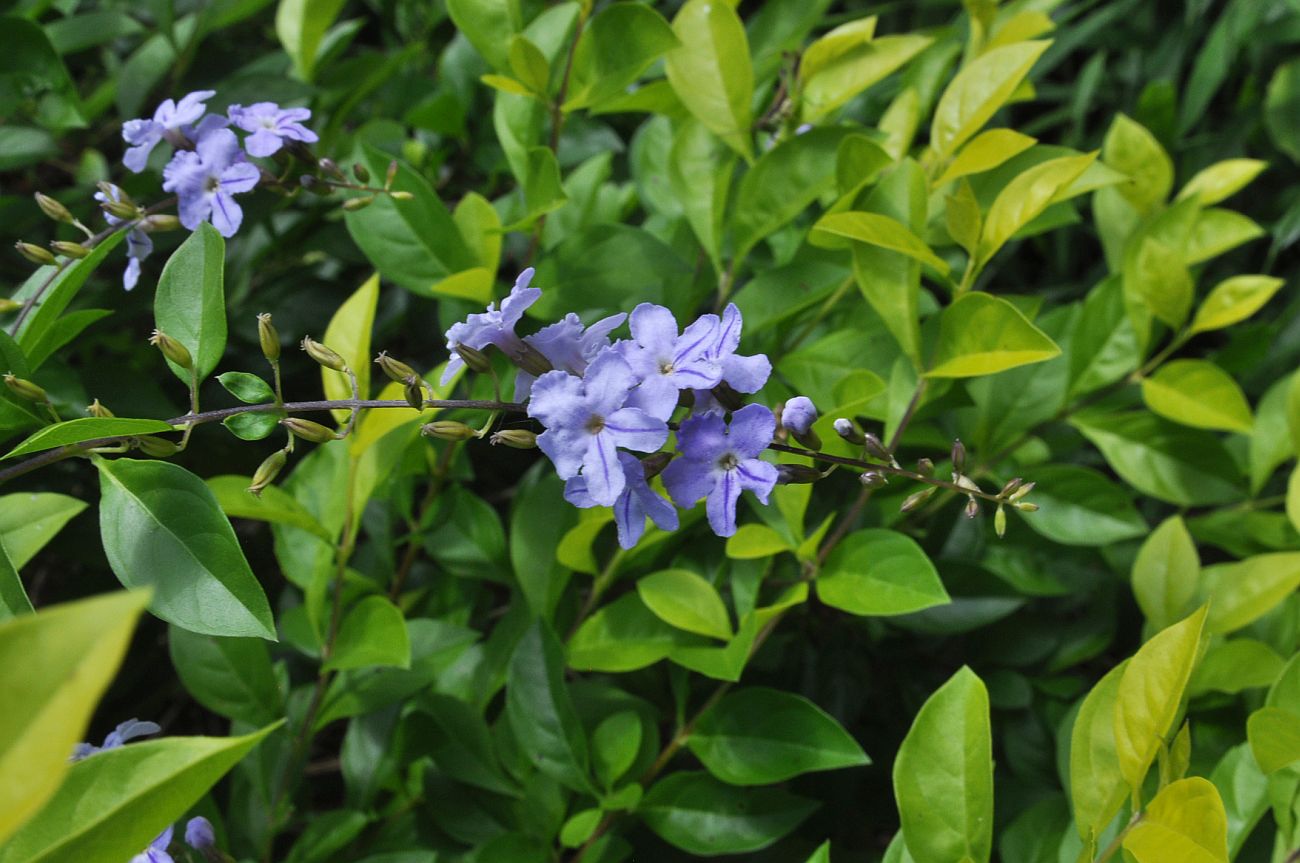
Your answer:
564,3 -> 678,111
926,292 -> 1061,378
323,595 -> 411,671
1102,113 -> 1173,213
816,528 -> 949,616
725,523 -> 792,559
1069,661 -> 1128,843
1190,639 -> 1285,696
592,711 -> 641,789
800,34 -> 932,122
1248,707 -> 1300,773
1202,553 -> 1300,635
321,274 -> 378,425
446,0 -> 521,72
977,152 -> 1096,265
169,625 -> 283,725
1123,777 -> 1229,863
1017,465 -> 1146,546
0,492 -> 86,569
0,545 -> 29,620
1176,158 -> 1268,206
664,0 -> 753,161
3,417 -> 175,460
640,771 -> 816,855
207,475 -> 331,540
1141,360 -> 1253,434
637,569 -> 733,640
217,371 -> 275,404
96,458 -> 276,640
1189,275 -> 1285,335
813,211 -> 950,275
14,231 -> 124,360
275,0 -> 346,80
507,621 -> 590,792
934,128 -> 1036,186
567,593 -> 691,673
1131,516 -> 1199,631
155,222 -> 226,383
930,41 -> 1050,158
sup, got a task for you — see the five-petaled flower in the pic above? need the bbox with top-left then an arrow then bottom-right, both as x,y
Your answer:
228,102 -> 319,157
565,451 -> 679,548
616,303 -> 722,421
662,403 -> 778,537
122,90 -> 215,173
692,303 -> 771,413
162,128 -> 261,237
441,268 -> 542,385
515,311 -> 626,400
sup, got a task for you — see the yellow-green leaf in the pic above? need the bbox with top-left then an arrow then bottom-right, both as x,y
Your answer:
926,292 -> 1061,378
725,523 -> 791,559
508,35 -> 550,96
1141,360 -> 1253,434
1202,553 -> 1300,635
934,128 -> 1036,186
1247,707 -> 1300,773
321,274 -> 379,424
799,16 -> 877,83
945,178 -> 982,255
1189,275 -> 1285,334
1103,113 -> 1173,214
0,591 -> 148,845
930,40 -> 1050,158
813,211 -> 949,275
664,0 -> 753,161
800,34 -> 933,122
1123,777 -> 1229,863
480,73 -> 534,97
1114,606 -> 1208,792
1124,236 -> 1193,330
1069,661 -> 1129,844
1176,158 -> 1268,206
976,152 -> 1096,266
637,569 -> 733,640
1131,515 -> 1199,631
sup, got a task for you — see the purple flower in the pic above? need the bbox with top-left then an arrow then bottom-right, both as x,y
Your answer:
616,304 -> 722,421
514,311 -> 627,400
228,102 -> 318,157
692,304 -> 771,413
162,128 -> 261,237
184,817 -> 215,851
528,351 -> 668,506
131,825 -> 174,863
71,718 -> 160,761
441,269 -> 542,385
662,404 -> 778,537
565,451 -> 679,548
121,90 -> 215,173
94,184 -> 153,290
782,397 -> 817,435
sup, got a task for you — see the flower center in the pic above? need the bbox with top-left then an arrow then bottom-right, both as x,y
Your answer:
585,414 -> 605,434
261,117 -> 278,130
204,175 -> 221,192
717,452 -> 738,471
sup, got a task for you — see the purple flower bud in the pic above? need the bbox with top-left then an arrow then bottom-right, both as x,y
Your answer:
185,817 -> 215,851
833,417 -> 865,444
782,397 -> 817,435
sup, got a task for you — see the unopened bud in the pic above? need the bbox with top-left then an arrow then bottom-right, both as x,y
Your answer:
1013,501 -> 1039,512
899,487 -> 936,512
951,438 -> 966,474
491,429 -> 537,449
1008,481 -> 1035,502
916,458 -> 934,477
863,433 -> 897,466
299,174 -> 325,192
710,381 -> 745,412
389,190 -> 414,201
86,398 -> 114,418
150,330 -> 193,370
422,420 -> 476,441
247,449 -> 287,496
257,313 -> 280,361
999,477 -> 1024,498
301,336 -> 348,372
282,417 -> 338,443
964,497 -> 980,519
34,192 -> 74,224
994,504 -> 1007,538
776,463 -> 824,484
859,471 -> 887,488
342,195 -> 374,212
319,158 -> 346,180
3,373 -> 46,403
403,379 -> 424,410
99,197 -> 139,220
16,242 -> 56,266
385,160 -> 399,189
136,435 -> 180,457
640,451 -> 673,479
511,343 -> 553,378
953,474 -> 980,494
144,214 -> 182,231
453,342 -> 492,375
833,417 -> 865,445
352,162 -> 371,184
0,299 -> 22,314
50,241 -> 89,259
375,352 -> 419,384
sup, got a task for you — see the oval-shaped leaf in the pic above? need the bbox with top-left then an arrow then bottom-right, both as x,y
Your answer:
926,292 -> 1061,378
1202,553 -> 1300,635
725,523 -> 791,559
564,3 -> 678,111
816,528 -> 949,616
1018,464 -> 1146,546
1131,515 -> 1199,631
323,595 -> 411,671
155,222 -> 226,383
637,569 -> 733,640
321,274 -> 379,425
217,371 -> 275,404
640,771 -> 816,856
4,417 -> 175,460
688,687 -> 869,785
1190,275 -> 1285,335
567,593 -> 693,673
207,474 -> 331,540
1247,707 -> 1300,774
507,621 -> 590,792
1069,661 -> 1129,844
1102,113 -> 1173,213
930,41 -> 1050,158
169,625 -> 283,725
801,33 -> 932,122
1123,777 -> 1229,863
893,666 -> 993,863
96,458 -> 276,640
977,152 -> 1096,265
934,128 -> 1036,186
664,0 -> 753,161
1142,360 -> 1253,434
1176,158 -> 1268,206
813,211 -> 950,275
0,492 -> 87,568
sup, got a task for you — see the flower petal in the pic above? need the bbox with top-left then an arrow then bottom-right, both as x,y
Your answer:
581,432 -> 625,506
604,407 -> 668,452
726,403 -> 775,458
661,458 -> 718,508
705,468 -> 743,537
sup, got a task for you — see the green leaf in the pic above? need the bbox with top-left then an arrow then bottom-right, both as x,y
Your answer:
511,467 -> 577,617
344,146 -> 477,298
223,412 -> 279,441
0,16 -> 84,129
800,33 -> 933,122
1131,516 -> 1199,631
926,292 -> 1061,378
155,222 -> 227,383
513,145 -> 568,227
1248,707 -> 1300,773
564,3 -> 679,111
1189,275 -> 1285,335
640,771 -> 817,855
976,153 -> 1096,266
1190,639 -> 1285,696
1185,207 -> 1264,265
0,545 -> 29,621
206,475 -> 331,541
507,621 -> 590,792
13,232 -> 123,360
169,625 -> 283,725
1016,465 -> 1146,547
930,41 -> 1050,158
3,417 -> 176,459
1176,158 -> 1268,206
446,0 -> 521,72
813,211 -> 950,276
274,0 -> 346,80
324,595 -> 411,671
25,308 -> 112,371
934,128 -> 1037,186
798,15 -> 877,83
592,711 -> 641,789
507,35 -> 550,96
1209,744 -> 1269,859
0,591 -> 147,845
1141,360 -> 1253,434
1202,553 -> 1300,635
664,0 -> 754,161
1071,412 -> 1243,506
637,569 -> 733,640
688,687 -> 869,785
1069,661 -> 1129,844
817,528 -> 949,616
1102,114 -> 1174,214
321,274 -> 378,425
560,809 -> 602,848
0,724 -> 279,863
1123,777 -> 1229,863
726,523 -> 792,559
669,119 -> 734,270
217,371 -> 275,404
893,667 -> 993,863
1114,606 -> 1207,792
0,492 -> 86,569
96,458 -> 276,640
567,593 -> 691,673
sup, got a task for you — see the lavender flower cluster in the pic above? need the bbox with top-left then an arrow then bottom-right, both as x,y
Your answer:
103,91 -> 317,288
443,269 -> 802,547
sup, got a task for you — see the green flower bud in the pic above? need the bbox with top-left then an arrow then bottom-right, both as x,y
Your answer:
403,379 -> 424,410
282,417 -> 339,443
994,504 -> 1007,538
34,192 -> 75,224
301,336 -> 348,372
86,398 -> 114,418
422,420 -> 477,442
1008,481 -> 1035,502
375,352 -> 419,384
258,313 -> 281,362
776,463 -> 824,484
15,242 -> 56,266
50,241 -> 89,259
352,162 -> 371,184
150,329 -> 193,370
389,190 -> 414,201
144,214 -> 182,231
915,458 -> 934,477
452,342 -> 492,375
511,343 -> 553,378
859,471 -> 886,488
247,449 -> 287,497
3,373 -> 47,403
385,160 -> 399,189
490,429 -> 537,449
1013,501 -> 1039,512
999,477 -> 1024,498
0,299 -> 22,314
953,474 -> 980,494
899,487 -> 936,512
137,435 -> 180,457
342,195 -> 374,212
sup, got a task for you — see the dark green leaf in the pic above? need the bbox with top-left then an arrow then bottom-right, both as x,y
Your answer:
640,771 -> 817,855
155,223 -> 227,383
506,621 -> 590,792
218,371 -> 275,404
169,625 -> 283,724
